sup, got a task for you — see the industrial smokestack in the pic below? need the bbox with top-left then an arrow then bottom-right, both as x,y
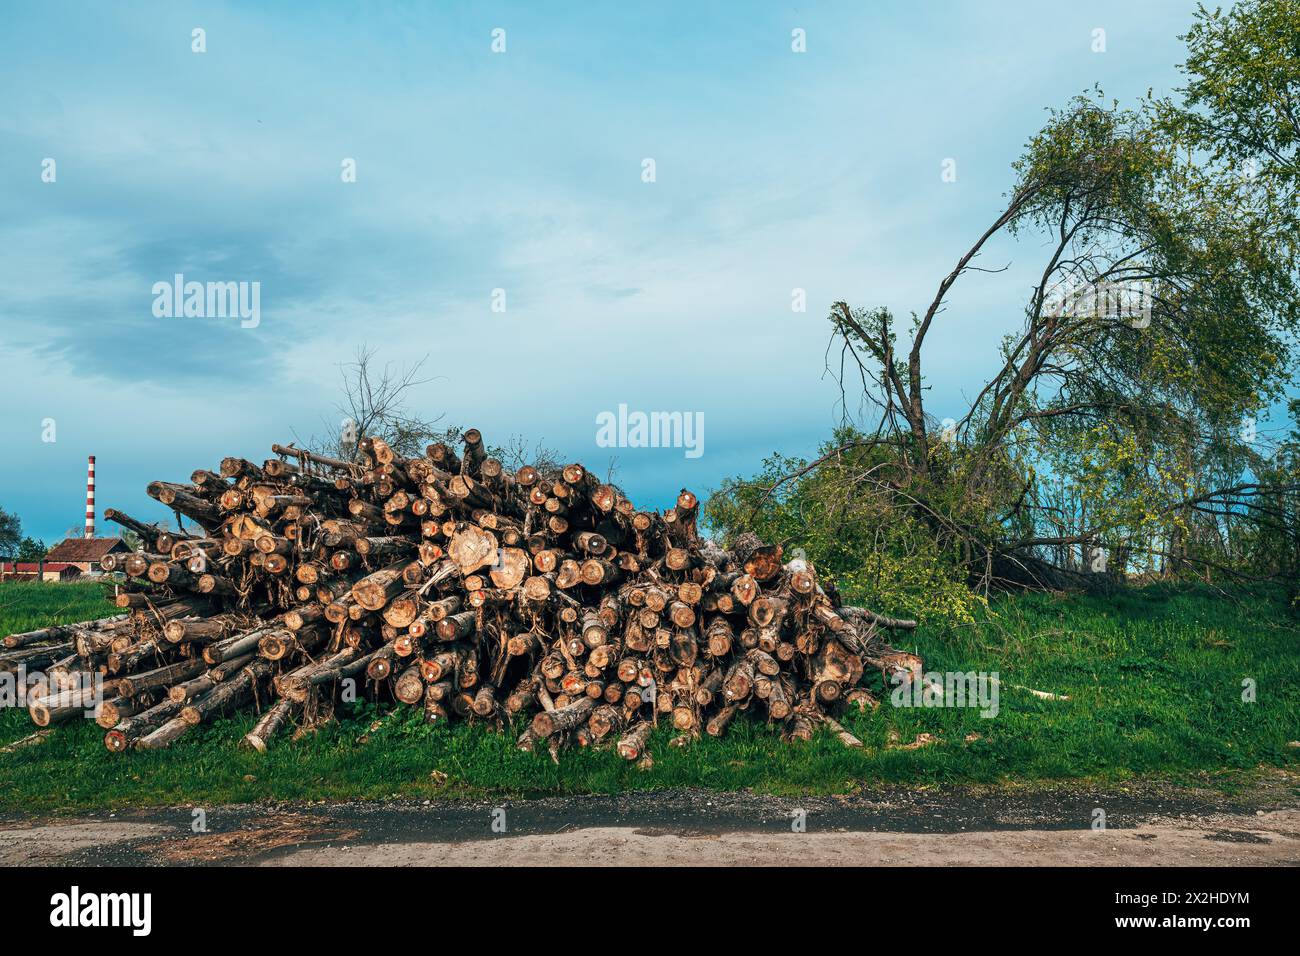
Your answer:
84,455 -> 96,539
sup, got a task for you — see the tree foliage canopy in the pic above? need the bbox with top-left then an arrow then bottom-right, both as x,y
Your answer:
708,1 -> 1300,615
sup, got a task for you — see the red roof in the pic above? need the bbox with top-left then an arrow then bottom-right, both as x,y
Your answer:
1,562 -> 79,572
43,538 -> 129,562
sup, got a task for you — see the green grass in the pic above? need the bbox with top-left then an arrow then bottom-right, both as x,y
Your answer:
0,580 -> 115,634
1,580 -> 1297,812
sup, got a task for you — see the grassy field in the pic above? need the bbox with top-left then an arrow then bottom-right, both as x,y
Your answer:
0,579 -> 1297,812
0,580 -> 117,634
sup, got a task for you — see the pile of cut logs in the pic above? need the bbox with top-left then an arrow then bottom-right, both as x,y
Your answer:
2,431 -> 923,761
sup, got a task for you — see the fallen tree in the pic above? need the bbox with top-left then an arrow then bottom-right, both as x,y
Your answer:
708,67 -> 1300,603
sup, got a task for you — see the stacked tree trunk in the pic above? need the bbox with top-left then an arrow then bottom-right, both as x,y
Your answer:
2,431 -> 923,760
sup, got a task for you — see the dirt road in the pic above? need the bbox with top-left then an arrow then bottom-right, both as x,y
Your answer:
2,779 -> 1297,866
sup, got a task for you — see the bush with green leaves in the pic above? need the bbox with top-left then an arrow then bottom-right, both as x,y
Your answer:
704,427 -> 987,624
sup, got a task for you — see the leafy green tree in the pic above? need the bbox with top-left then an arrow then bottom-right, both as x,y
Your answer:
711,2 -> 1300,605
0,506 -> 22,558
1164,0 -> 1299,202
15,536 -> 48,562
117,529 -> 143,553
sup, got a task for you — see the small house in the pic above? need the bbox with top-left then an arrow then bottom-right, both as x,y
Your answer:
43,537 -> 130,576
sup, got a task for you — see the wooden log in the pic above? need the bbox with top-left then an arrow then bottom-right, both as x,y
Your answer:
181,660 -> 272,725
531,697 -> 594,738
204,624 -> 278,665
4,615 -> 128,649
723,658 -> 755,702
271,443 -> 355,472
243,697 -> 301,751
147,481 -> 222,527
258,625 -> 322,662
117,658 -> 207,698
28,687 -> 100,727
823,716 -> 863,748
163,614 -> 236,644
104,508 -> 175,548
706,703 -> 738,737
104,698 -> 185,752
284,603 -> 325,631
616,720 -> 653,760
392,664 -> 425,704
278,647 -> 362,702
350,561 -> 410,611
135,716 -> 195,750
95,695 -> 140,730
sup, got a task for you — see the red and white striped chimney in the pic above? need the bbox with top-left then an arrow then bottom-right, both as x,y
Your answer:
84,455 -> 96,539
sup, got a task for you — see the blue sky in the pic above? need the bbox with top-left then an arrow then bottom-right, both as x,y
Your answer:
0,0 -> 1217,543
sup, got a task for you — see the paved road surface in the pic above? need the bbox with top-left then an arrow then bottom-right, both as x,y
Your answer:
2,782 -> 1296,866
